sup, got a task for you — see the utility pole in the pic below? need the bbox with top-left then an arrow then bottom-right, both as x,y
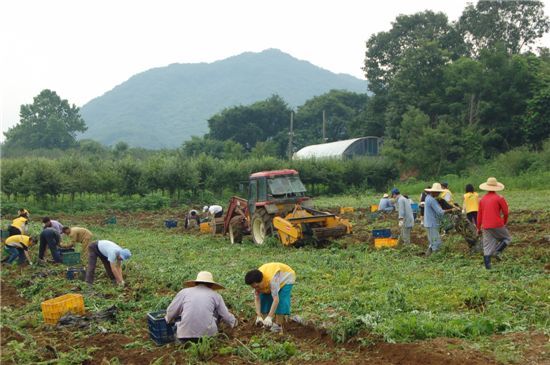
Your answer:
322,110 -> 327,143
288,111 -> 294,160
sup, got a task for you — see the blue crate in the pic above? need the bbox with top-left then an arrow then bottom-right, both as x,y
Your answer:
66,267 -> 86,280
147,311 -> 176,345
411,203 -> 419,213
372,229 -> 392,238
164,220 -> 178,229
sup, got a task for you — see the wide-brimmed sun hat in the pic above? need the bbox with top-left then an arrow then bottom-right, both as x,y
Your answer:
383,193 -> 389,198
425,183 -> 445,192
185,271 -> 225,290
479,177 -> 505,192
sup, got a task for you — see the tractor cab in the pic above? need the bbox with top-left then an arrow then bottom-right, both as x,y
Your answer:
248,169 -> 309,216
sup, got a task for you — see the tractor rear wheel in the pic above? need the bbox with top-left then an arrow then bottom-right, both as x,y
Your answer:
251,209 -> 273,245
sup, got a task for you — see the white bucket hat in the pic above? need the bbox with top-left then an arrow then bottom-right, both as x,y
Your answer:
425,182 -> 445,192
479,177 -> 505,192
185,271 -> 225,290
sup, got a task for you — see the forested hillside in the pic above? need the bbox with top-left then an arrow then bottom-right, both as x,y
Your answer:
79,49 -> 367,148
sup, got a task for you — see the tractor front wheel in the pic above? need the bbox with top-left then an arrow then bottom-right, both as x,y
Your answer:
229,216 -> 244,244
251,209 -> 273,245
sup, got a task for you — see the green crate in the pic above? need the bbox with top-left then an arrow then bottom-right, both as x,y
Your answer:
1,229 -> 9,240
105,216 -> 117,224
61,252 -> 81,266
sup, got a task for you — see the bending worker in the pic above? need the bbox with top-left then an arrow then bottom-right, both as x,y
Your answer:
245,262 -> 296,333
85,240 -> 131,286
62,226 -> 94,264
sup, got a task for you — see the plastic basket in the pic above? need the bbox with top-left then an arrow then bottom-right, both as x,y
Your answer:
105,216 -> 117,224
372,229 -> 392,238
1,229 -> 9,240
411,203 -> 419,213
66,267 -> 86,280
370,204 -> 379,212
200,222 -> 211,233
164,220 -> 178,228
41,294 -> 85,325
339,207 -> 355,214
374,238 -> 398,249
62,251 -> 81,266
147,311 -> 176,345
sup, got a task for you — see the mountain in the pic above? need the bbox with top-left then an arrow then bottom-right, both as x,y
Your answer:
80,49 -> 368,149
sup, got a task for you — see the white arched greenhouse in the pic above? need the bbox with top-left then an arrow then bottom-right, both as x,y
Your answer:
293,137 -> 382,160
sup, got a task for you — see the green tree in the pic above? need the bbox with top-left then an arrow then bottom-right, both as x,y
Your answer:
363,11 -> 465,94
3,89 -> 87,149
458,0 -> 550,56
207,95 -> 292,147
293,90 -> 368,146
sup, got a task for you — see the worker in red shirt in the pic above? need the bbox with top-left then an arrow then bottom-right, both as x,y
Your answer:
476,177 -> 512,270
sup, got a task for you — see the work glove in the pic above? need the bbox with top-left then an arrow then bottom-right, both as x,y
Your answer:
255,316 -> 264,326
461,209 -> 466,214
263,316 -> 273,327
398,220 -> 404,227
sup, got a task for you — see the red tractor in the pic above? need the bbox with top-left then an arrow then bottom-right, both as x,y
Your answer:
223,169 -> 351,246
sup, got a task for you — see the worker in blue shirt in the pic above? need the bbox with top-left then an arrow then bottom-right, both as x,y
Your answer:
423,183 -> 455,256
377,193 -> 394,212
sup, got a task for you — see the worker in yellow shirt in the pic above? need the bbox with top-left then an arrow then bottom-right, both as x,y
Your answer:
3,235 -> 35,265
8,213 -> 29,237
245,262 -> 296,333
462,184 -> 480,226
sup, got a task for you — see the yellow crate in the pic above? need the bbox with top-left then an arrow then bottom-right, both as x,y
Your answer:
339,207 -> 355,214
41,294 -> 85,325
370,204 -> 379,212
374,238 -> 398,249
199,222 -> 212,233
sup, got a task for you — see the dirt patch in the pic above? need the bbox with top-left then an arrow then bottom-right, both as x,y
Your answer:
368,338 -> 499,365
0,280 -> 26,307
0,326 -> 25,347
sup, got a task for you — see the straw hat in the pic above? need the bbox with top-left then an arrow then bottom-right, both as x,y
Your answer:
185,271 -> 225,290
382,193 -> 389,198
425,182 -> 445,192
479,177 -> 504,192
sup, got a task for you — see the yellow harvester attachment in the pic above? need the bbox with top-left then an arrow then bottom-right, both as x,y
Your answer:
272,205 -> 352,246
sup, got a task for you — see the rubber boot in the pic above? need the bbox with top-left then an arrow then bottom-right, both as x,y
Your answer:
483,256 -> 491,270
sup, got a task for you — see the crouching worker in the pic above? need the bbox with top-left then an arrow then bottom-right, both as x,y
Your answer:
85,240 -> 131,286
245,262 -> 296,333
3,235 -> 35,265
165,271 -> 237,343
184,210 -> 200,229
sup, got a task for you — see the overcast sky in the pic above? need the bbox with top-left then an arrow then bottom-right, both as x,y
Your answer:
1,0 -> 549,139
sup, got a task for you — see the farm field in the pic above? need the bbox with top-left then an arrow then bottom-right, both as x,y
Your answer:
1,191 -> 550,364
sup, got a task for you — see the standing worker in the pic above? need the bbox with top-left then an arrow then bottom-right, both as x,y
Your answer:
391,188 -> 414,245
439,181 -> 455,205
477,177 -> 512,270
424,183 -> 455,256
85,240 -> 131,286
462,184 -> 479,226
3,235 -> 35,265
245,262 -> 296,333
38,227 -> 63,264
61,226 -> 93,264
165,271 -> 237,343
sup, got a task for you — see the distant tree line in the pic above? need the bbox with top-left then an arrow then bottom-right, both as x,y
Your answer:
0,153 -> 398,202
2,1 -> 549,183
